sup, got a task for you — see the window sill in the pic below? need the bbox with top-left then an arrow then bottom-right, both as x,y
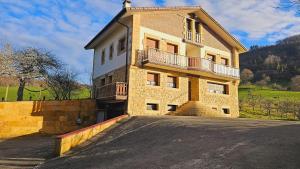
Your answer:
206,92 -> 230,96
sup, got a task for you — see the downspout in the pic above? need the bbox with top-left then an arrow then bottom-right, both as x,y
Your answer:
117,20 -> 130,114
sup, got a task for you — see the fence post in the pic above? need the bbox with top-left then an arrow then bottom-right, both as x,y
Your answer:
5,85 -> 9,101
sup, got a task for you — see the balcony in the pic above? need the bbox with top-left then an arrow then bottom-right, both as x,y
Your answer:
96,82 -> 128,101
138,48 -> 240,79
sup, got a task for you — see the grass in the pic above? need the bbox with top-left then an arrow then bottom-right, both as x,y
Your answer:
239,85 -> 300,101
0,86 -> 91,101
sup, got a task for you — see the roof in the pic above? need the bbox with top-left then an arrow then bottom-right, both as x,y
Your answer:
85,6 -> 247,52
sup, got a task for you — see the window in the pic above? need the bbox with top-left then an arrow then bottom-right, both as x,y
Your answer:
109,44 -> 114,60
223,108 -> 230,114
108,75 -> 113,84
168,105 -> 177,112
146,38 -> 159,49
147,73 -> 159,86
207,54 -> 216,62
167,76 -> 177,88
207,82 -> 228,94
101,49 -> 106,65
221,58 -> 229,66
195,22 -> 200,33
147,103 -> 158,111
101,78 -> 106,86
167,43 -> 178,54
118,37 -> 126,55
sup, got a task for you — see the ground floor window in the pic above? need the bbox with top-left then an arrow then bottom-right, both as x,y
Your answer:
167,105 -> 177,112
167,76 -> 177,88
147,103 -> 159,111
147,73 -> 159,86
207,82 -> 229,94
222,108 -> 230,114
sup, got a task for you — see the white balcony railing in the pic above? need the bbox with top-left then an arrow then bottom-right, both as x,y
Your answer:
186,31 -> 192,41
195,33 -> 201,43
139,48 -> 240,78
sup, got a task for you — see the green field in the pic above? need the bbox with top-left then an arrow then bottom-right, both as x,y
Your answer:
239,85 -> 300,101
239,85 -> 300,121
0,86 -> 91,101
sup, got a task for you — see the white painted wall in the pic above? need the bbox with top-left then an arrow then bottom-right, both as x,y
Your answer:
93,27 -> 131,79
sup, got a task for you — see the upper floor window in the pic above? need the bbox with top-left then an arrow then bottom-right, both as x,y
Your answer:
101,49 -> 106,65
147,72 -> 159,86
207,82 -> 229,95
109,44 -> 114,60
167,76 -> 177,88
167,43 -> 178,54
221,58 -> 229,66
118,37 -> 126,55
207,54 -> 216,62
195,22 -> 200,33
146,38 -> 159,49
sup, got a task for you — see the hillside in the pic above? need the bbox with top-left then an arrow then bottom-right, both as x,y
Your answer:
240,35 -> 300,86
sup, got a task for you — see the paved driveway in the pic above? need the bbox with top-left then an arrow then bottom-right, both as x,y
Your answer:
0,134 -> 54,169
39,116 -> 300,169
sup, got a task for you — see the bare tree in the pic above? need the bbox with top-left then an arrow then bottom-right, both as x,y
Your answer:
46,69 -> 80,100
14,48 -> 60,101
241,68 -> 254,84
247,91 -> 257,112
291,75 -> 300,91
263,100 -> 273,118
0,43 -> 16,76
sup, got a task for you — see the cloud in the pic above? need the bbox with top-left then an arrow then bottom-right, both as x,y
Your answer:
164,0 -> 189,6
192,0 -> 300,42
132,0 -> 157,7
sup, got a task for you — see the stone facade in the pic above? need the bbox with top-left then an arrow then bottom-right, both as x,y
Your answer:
89,7 -> 246,118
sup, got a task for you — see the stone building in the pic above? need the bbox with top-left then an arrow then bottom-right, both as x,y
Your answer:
85,0 -> 247,118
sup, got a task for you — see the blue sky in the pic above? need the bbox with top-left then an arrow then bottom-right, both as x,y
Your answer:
1,0 -> 300,84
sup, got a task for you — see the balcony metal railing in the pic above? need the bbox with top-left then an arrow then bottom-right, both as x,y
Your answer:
96,82 -> 128,100
139,48 -> 240,78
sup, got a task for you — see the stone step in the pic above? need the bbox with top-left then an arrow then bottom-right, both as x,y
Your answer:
0,158 -> 45,169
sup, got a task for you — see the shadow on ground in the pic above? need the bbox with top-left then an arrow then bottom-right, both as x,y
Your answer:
0,133 -> 54,169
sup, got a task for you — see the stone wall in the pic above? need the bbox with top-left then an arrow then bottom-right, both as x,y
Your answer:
0,100 -> 96,138
127,66 -> 189,116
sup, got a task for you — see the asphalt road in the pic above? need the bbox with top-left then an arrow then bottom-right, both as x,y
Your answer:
37,116 -> 300,169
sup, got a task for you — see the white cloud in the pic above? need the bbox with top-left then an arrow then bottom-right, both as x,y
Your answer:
192,0 -> 300,42
132,0 -> 157,7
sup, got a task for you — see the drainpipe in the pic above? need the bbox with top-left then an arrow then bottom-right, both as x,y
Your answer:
117,20 -> 130,115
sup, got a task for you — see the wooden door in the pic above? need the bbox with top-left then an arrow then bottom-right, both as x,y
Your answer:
167,43 -> 178,54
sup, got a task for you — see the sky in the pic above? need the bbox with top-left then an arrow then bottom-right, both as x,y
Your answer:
0,0 -> 300,84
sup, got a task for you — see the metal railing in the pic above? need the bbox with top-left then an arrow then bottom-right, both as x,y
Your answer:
96,82 -> 127,100
138,48 -> 240,78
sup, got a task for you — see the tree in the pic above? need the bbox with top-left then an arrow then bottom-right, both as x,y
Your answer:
0,43 -> 16,76
14,48 -> 60,101
241,68 -> 254,84
46,69 -> 80,100
262,100 -> 273,118
291,75 -> 300,91
264,55 -> 281,67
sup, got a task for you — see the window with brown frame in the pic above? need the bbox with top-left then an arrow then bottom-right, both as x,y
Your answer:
147,73 -> 159,86
101,49 -> 106,65
207,54 -> 216,62
207,82 -> 229,95
118,37 -> 126,55
167,43 -> 178,54
146,38 -> 159,49
109,44 -> 114,60
221,58 -> 229,66
167,76 -> 177,88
